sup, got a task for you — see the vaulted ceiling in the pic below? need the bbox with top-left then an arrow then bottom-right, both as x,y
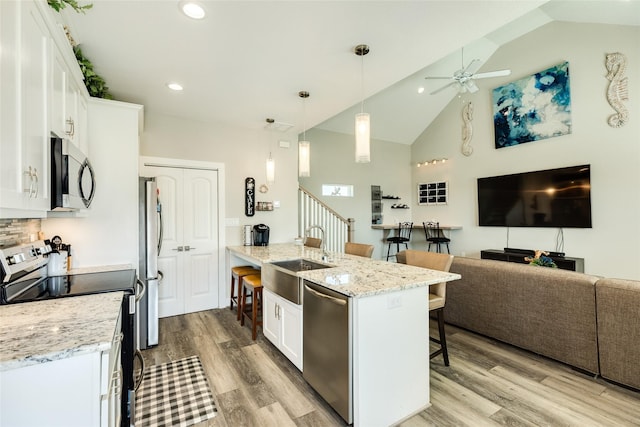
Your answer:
61,0 -> 640,145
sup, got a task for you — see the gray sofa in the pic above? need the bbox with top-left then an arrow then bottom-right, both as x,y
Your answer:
442,256 -> 640,390
596,278 -> 640,390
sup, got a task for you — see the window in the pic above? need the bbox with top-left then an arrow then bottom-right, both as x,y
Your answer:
322,184 -> 354,197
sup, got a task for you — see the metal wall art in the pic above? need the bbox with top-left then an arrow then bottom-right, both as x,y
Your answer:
461,101 -> 474,156
493,62 -> 572,148
605,52 -> 629,128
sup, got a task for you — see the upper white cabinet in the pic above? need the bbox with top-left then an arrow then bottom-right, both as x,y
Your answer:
0,0 -> 50,217
52,41 -> 89,152
0,0 -> 89,218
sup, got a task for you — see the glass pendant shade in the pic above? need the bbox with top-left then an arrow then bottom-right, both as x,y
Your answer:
298,140 -> 310,177
266,155 -> 275,184
355,112 -> 370,163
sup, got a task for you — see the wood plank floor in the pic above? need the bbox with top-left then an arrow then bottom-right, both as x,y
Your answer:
141,308 -> 640,426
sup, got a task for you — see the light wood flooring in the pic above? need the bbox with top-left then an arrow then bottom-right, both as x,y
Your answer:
141,308 -> 640,427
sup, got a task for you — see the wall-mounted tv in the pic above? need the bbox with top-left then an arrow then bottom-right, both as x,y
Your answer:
477,165 -> 592,228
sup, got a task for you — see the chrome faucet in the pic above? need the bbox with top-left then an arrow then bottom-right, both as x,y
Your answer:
305,225 -> 330,261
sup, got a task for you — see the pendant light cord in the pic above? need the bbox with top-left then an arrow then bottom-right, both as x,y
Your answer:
360,53 -> 365,114
303,97 -> 307,140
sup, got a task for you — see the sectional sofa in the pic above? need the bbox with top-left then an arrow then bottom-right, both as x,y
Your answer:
437,256 -> 639,391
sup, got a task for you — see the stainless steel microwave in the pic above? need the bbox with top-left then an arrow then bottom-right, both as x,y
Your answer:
51,137 -> 96,211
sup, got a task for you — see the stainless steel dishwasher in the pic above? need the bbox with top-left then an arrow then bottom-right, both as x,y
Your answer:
303,280 -> 352,424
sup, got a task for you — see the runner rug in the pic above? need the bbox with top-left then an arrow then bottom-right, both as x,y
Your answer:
135,355 -> 217,427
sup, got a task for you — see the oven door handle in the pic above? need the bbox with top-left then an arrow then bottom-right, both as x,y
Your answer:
135,279 -> 146,303
134,349 -> 145,392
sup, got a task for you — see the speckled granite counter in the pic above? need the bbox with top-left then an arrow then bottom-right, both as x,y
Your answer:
0,292 -> 123,372
227,243 -> 460,298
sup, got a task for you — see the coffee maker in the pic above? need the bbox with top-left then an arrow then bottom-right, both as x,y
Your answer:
253,224 -> 270,246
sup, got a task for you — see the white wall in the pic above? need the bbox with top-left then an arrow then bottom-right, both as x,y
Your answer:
411,22 -> 640,279
299,128 -> 412,259
42,99 -> 142,268
139,112 -> 299,246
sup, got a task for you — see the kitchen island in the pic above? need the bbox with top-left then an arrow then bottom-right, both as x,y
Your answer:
227,243 -> 461,427
0,292 -> 124,426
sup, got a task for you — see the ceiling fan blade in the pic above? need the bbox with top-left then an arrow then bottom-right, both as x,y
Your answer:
463,59 -> 481,75
473,69 -> 512,79
429,81 -> 458,95
424,76 -> 454,80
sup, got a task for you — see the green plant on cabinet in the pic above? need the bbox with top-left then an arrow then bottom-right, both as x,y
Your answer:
47,0 -> 92,14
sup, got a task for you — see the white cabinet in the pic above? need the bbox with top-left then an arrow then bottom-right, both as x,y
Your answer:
263,288 -> 303,370
51,42 -> 89,151
0,0 -> 50,217
0,311 -> 123,427
0,0 -> 89,218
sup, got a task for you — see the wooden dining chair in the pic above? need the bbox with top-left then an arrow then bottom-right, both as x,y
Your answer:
403,249 -> 454,366
345,242 -> 375,258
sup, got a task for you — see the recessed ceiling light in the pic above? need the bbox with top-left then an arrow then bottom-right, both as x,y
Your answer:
167,82 -> 183,91
417,87 -> 425,94
180,1 -> 205,19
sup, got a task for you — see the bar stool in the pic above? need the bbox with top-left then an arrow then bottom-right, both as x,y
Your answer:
403,249 -> 454,366
240,274 -> 263,340
386,222 -> 413,261
230,266 -> 260,320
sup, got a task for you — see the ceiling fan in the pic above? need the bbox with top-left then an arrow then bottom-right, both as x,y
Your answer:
425,48 -> 511,95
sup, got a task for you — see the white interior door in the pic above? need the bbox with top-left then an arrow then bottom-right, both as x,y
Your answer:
140,165 -> 219,318
183,169 -> 219,313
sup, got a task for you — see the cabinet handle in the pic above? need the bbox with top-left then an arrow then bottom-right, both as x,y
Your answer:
23,166 -> 38,198
173,246 -> 184,251
184,246 -> 196,251
66,117 -> 74,137
31,168 -> 38,198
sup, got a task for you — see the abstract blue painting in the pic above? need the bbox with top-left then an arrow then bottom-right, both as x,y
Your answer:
493,62 -> 572,149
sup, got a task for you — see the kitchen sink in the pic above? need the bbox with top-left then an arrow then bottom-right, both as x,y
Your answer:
262,259 -> 332,304
269,258 -> 332,273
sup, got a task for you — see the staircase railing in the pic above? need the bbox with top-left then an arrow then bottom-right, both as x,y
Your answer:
298,185 -> 354,253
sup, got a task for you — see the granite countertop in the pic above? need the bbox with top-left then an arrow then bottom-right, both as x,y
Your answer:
227,243 -> 461,298
0,292 -> 123,372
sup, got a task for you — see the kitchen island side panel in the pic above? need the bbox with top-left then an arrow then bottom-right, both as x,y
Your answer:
352,286 -> 430,427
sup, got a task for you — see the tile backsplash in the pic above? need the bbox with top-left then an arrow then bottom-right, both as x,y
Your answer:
0,219 -> 42,247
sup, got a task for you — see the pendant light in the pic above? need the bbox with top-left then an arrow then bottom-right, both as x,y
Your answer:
265,118 -> 275,184
355,44 -> 370,163
298,91 -> 311,177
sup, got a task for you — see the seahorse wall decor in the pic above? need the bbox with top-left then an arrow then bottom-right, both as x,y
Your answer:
461,101 -> 474,156
605,52 -> 629,128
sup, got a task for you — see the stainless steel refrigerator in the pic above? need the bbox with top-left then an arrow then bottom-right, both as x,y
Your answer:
138,177 -> 162,349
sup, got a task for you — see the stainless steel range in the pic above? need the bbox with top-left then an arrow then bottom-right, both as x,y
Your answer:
0,240 -> 143,427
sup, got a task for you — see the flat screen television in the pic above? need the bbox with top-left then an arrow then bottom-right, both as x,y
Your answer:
477,165 -> 592,228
